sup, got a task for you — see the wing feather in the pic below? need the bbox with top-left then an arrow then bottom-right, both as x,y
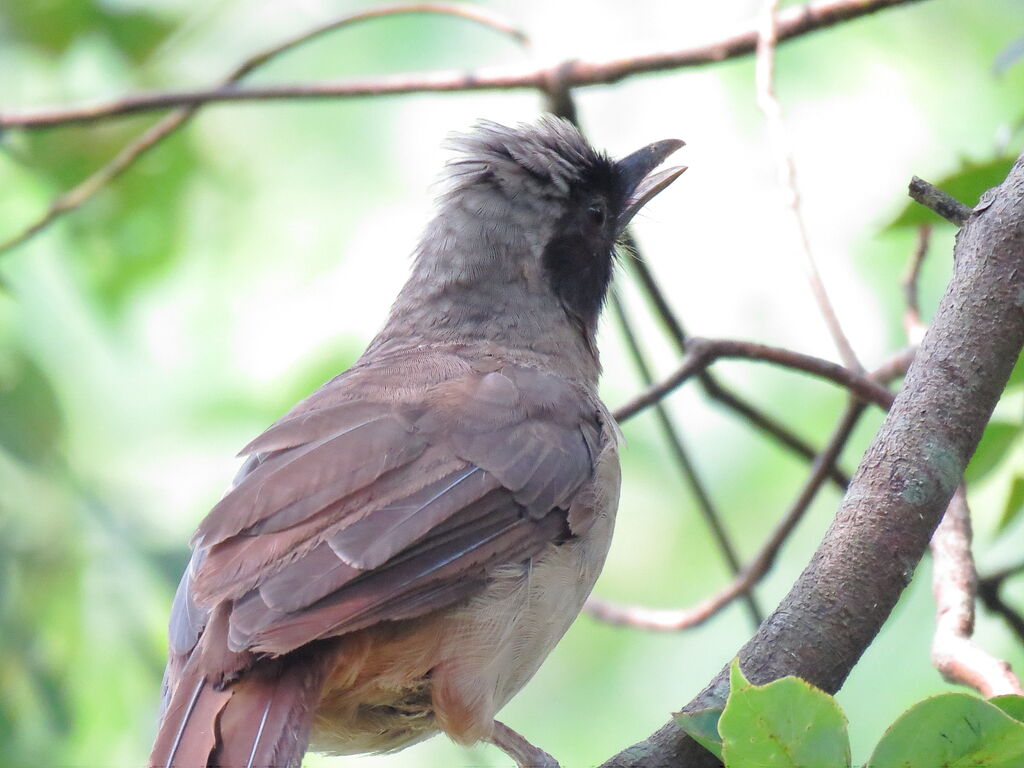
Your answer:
162,355 -> 606,733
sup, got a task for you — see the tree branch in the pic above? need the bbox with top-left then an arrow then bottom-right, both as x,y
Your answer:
624,252 -> 850,489
0,0 -> 926,130
601,154 -> 1024,767
756,0 -> 864,373
591,354 -> 903,632
909,176 -> 973,226
978,560 -> 1024,648
610,292 -> 763,627
903,223 -> 931,344
0,3 -> 530,256
612,337 -> 893,423
930,486 -> 1024,696
588,400 -> 864,631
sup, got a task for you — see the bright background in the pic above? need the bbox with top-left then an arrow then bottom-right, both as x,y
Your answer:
2,1 -> 1023,766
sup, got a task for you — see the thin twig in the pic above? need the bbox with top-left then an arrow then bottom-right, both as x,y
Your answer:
0,3 -> 530,256
547,82 -> 831,610
930,486 -> 1024,696
903,223 -> 931,343
978,561 -> 1024,647
909,176 -> 973,226
982,559 -> 1024,585
625,250 -> 850,488
872,346 -> 916,385
755,0 -> 863,373
587,400 -> 865,631
610,291 -> 763,627
0,0 -> 926,130
590,356 -> 904,631
612,337 -> 894,424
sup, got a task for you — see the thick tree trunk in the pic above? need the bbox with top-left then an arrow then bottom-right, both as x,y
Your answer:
602,153 -> 1024,768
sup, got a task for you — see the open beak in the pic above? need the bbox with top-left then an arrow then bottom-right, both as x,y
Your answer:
615,138 -> 686,232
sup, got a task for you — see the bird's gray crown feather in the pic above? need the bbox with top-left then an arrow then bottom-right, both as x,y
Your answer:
440,116 -> 613,200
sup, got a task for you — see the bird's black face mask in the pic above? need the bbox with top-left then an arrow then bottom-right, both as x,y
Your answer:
541,137 -> 685,330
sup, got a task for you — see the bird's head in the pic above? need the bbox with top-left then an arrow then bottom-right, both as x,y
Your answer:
434,118 -> 684,332
386,118 -> 684,368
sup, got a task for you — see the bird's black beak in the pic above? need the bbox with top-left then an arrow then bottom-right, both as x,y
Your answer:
615,138 -> 686,232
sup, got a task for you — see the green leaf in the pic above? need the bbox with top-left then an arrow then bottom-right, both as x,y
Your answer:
718,660 -> 851,768
998,475 -> 1024,533
675,707 -> 724,760
991,695 -> 1024,723
965,421 -> 1021,484
868,693 -> 1024,768
887,156 -> 1017,230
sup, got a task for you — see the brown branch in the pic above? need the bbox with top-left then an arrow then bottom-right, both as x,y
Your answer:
609,292 -> 763,627
755,0 -> 863,373
978,561 -> 1024,647
550,83 -> 763,629
625,252 -> 850,489
909,176 -> 973,226
612,337 -> 894,424
930,486 -> 1024,696
872,346 -> 916,385
897,221 -> 1020,694
588,400 -> 864,631
590,355 -> 900,632
545,83 -> 764,629
602,153 -> 1024,768
0,0 -> 926,131
0,3 -> 530,256
903,223 -> 932,342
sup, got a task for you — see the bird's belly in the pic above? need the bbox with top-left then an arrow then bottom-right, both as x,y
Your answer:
309,505 -> 616,755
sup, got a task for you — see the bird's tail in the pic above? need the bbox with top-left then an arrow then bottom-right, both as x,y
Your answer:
149,652 -> 330,768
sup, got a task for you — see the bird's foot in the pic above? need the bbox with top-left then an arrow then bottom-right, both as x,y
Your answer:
488,720 -> 560,768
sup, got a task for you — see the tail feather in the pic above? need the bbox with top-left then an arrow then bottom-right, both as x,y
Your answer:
214,656 -> 329,768
150,672 -> 232,768
150,652 -> 330,768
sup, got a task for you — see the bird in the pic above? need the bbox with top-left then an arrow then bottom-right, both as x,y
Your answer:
148,116 -> 684,768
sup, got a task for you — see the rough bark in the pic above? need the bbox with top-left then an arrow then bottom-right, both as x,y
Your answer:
601,154 -> 1024,768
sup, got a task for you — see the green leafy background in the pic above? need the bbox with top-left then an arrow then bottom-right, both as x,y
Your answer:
2,1 -> 1023,766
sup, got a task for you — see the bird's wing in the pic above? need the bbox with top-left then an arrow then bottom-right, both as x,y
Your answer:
164,349 -> 604,663
152,353 -> 605,768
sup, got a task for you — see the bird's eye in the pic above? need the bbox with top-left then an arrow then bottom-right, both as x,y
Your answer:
587,202 -> 607,227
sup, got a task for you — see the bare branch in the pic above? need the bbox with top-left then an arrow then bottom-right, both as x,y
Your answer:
903,223 -> 932,343
0,3 -> 529,256
978,561 -> 1024,647
897,218 -> 1021,696
625,251 -> 850,489
610,292 -> 763,627
872,346 -> 916,385
588,400 -> 864,631
590,353 -> 902,632
930,486 -> 1024,696
909,176 -> 973,226
756,0 -> 863,373
612,337 -> 894,424
602,151 -> 1024,768
0,0 -> 927,130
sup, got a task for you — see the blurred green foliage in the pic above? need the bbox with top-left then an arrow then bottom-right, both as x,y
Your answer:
1,2 -> 1023,768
